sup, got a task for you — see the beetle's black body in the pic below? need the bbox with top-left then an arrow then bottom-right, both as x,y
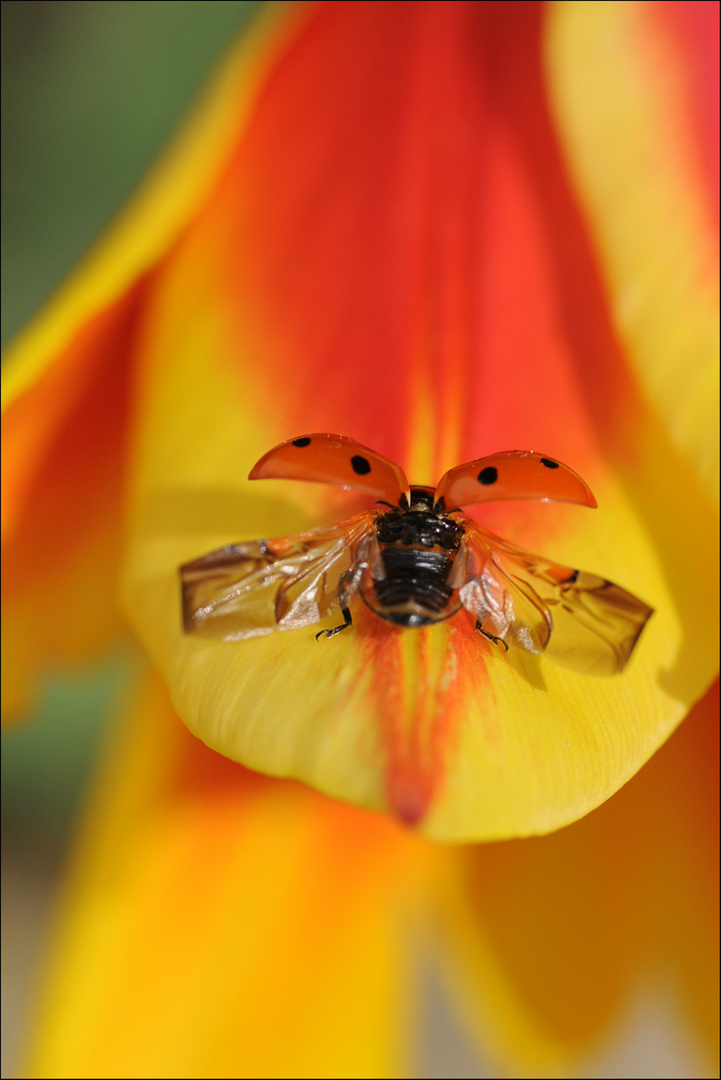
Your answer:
314,486 -> 471,638
362,486 -> 464,628
370,547 -> 456,625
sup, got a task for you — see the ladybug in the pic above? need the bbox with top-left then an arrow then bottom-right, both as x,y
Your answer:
180,434 -> 652,673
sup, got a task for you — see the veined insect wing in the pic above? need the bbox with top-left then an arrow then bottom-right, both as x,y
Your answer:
180,513 -> 377,640
456,520 -> 653,674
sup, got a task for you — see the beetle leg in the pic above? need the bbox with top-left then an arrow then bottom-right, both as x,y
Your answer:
316,607 -> 353,641
475,622 -> 509,652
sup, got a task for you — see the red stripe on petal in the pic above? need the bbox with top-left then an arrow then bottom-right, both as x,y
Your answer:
660,1 -> 720,226
189,0 -> 644,543
361,609 -> 486,825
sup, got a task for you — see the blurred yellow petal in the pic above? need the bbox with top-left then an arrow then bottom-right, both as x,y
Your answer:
547,0 -> 719,507
22,673 -> 719,1079
648,679 -> 719,1064
26,673 -> 418,1079
437,678 -> 719,1075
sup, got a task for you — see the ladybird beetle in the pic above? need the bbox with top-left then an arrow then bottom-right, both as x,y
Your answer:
180,434 -> 652,674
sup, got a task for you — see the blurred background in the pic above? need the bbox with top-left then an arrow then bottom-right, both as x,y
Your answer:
1,3 -> 262,1072
1,3 -> 711,1077
2,0 -> 262,344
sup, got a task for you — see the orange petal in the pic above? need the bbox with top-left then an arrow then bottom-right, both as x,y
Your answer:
25,673 -> 419,1078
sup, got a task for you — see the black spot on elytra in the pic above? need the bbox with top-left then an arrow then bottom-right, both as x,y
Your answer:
478,466 -> 498,485
541,457 -> 559,469
351,455 -> 371,475
293,437 -> 311,447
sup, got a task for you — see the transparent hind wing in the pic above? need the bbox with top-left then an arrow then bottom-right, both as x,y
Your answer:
456,521 -> 653,674
180,513 -> 377,641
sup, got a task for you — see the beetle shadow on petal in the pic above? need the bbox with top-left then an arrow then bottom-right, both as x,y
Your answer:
134,487 -> 322,545
502,645 -> 548,692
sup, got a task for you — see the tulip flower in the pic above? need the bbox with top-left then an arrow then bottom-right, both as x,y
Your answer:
2,1 -> 718,1076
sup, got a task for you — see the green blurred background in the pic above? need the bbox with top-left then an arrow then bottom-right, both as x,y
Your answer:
2,0 -> 263,344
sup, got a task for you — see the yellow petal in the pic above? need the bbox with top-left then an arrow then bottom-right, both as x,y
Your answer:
26,673 -> 417,1079
121,245 -> 718,838
547,1 -> 719,508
